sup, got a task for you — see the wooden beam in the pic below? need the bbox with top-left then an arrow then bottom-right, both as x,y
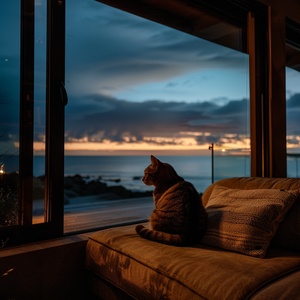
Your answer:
267,5 -> 287,177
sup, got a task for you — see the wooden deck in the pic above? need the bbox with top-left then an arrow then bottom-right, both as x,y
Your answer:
64,196 -> 153,233
33,196 -> 154,233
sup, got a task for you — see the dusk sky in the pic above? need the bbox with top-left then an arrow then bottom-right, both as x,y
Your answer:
1,0 -> 300,156
64,0 -> 251,155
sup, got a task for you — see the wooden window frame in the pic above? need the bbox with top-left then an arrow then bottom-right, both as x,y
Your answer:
1,0 -> 66,247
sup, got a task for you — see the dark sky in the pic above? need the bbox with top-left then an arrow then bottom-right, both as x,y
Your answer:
1,0 -> 300,154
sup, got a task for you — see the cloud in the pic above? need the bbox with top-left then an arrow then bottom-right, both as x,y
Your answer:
65,93 -> 251,147
65,0 -> 247,98
287,93 -> 300,108
64,93 -> 299,153
287,94 -> 300,135
1,0 -> 300,153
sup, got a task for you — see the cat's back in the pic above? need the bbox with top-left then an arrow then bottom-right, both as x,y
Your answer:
155,180 -> 202,216
152,180 -> 206,237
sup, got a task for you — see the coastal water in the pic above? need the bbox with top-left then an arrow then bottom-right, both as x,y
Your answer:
62,155 -> 213,193
4,154 -> 300,194
3,154 -> 254,193
43,155 -> 250,193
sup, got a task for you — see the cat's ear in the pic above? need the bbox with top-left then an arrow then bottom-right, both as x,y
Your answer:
150,155 -> 160,167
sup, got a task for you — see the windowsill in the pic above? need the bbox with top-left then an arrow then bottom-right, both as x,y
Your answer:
0,233 -> 90,259
0,232 -> 92,299
0,219 -> 146,258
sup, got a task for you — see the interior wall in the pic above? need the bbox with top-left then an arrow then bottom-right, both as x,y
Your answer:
260,0 -> 300,21
0,236 -> 90,300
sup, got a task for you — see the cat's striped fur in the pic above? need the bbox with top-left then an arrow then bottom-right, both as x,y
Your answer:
135,155 -> 207,246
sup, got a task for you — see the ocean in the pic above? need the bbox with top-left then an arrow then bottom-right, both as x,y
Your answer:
40,155 -> 250,193
61,155 -> 214,193
3,154 -> 299,193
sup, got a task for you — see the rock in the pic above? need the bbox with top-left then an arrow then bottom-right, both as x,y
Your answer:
0,173 -> 152,202
64,174 -> 86,196
106,185 -> 132,198
105,178 -> 121,183
85,180 -> 107,195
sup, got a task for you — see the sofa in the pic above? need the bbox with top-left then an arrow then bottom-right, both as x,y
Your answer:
85,177 -> 300,299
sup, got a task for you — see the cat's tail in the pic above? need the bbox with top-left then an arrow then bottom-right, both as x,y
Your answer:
135,224 -> 189,246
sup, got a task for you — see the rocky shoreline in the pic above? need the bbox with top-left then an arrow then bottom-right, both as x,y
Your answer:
1,172 -> 152,203
63,174 -> 152,202
1,172 -> 153,226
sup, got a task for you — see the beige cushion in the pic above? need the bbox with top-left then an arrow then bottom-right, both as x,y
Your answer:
202,186 -> 298,258
201,177 -> 300,252
86,224 -> 300,300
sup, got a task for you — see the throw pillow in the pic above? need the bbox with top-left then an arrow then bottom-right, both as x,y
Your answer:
202,185 -> 298,258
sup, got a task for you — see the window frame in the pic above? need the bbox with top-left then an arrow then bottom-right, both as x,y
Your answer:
1,0 -> 66,247
19,0 -> 35,227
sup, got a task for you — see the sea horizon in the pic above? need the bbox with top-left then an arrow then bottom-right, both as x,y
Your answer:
2,154 -> 299,194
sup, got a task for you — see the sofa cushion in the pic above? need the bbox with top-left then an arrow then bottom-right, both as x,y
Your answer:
201,177 -> 300,252
85,224 -> 300,300
250,270 -> 300,300
202,185 -> 298,258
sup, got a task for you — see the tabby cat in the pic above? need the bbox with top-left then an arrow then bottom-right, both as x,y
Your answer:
135,155 -> 207,246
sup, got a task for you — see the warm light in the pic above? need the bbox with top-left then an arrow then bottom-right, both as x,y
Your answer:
63,137 -> 211,153
2,268 -> 14,277
0,164 -> 5,174
32,133 -> 253,155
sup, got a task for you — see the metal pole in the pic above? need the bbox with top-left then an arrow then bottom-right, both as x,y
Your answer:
209,143 -> 214,183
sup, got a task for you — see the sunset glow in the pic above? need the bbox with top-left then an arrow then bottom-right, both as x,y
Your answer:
29,134 -> 298,156
63,136 -> 211,156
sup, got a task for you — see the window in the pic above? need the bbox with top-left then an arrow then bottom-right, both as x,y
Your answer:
32,0 -> 47,225
0,1 -> 20,231
286,66 -> 300,177
0,0 -> 65,247
64,0 -> 250,232
1,0 -> 299,247
286,19 -> 300,177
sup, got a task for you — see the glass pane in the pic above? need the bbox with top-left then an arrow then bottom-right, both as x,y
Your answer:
0,1 -> 20,227
286,66 -> 300,177
32,0 -> 47,224
210,84 -> 250,182
64,0 -> 248,232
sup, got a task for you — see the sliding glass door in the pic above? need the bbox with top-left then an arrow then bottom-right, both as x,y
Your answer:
0,1 -> 21,230
64,0 -> 250,232
0,0 -> 65,247
286,20 -> 300,178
